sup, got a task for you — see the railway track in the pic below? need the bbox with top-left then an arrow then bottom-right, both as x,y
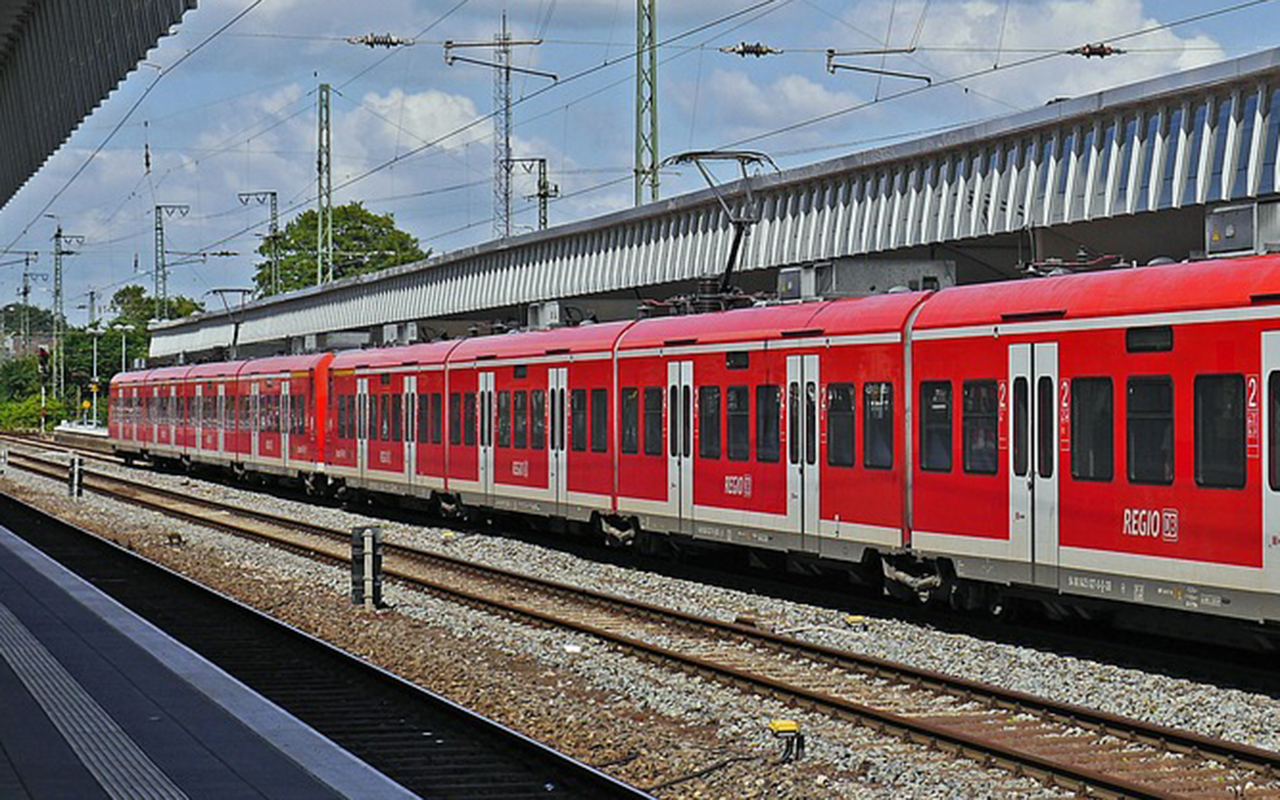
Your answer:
5,441 -> 1280,798
0,480 -> 645,799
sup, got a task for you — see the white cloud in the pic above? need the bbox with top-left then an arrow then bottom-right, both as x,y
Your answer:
676,69 -> 861,143
847,0 -> 1227,107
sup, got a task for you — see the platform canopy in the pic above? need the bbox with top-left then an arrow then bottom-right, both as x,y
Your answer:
150,45 -> 1280,361
0,0 -> 195,208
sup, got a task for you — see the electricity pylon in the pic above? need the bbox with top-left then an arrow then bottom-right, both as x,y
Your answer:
445,14 -> 555,239
636,0 -> 659,206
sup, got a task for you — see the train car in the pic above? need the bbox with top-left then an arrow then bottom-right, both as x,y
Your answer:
327,341 -> 458,499
187,360 -> 238,467
445,322 -> 634,521
613,294 -> 922,561
909,255 -> 1280,622
108,369 -> 149,457
140,364 -> 192,459
235,354 -> 333,479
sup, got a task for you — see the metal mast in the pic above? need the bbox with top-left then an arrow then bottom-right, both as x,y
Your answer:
635,0 -> 659,206
154,204 -> 189,320
51,226 -> 83,399
17,252 -> 42,356
494,13 -> 512,239
316,82 -> 334,284
444,18 -> 553,239
510,157 -> 559,230
239,191 -> 279,294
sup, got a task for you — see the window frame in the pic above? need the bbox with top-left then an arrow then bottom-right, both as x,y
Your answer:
920,381 -> 953,473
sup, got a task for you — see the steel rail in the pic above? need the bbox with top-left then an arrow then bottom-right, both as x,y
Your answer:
5,444 -> 1279,798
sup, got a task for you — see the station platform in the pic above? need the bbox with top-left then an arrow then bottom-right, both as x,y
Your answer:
0,524 -> 415,799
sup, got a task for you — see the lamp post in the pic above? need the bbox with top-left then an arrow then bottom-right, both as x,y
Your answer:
88,323 -> 102,426
112,324 -> 134,373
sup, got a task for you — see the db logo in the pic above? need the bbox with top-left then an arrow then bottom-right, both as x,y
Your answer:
1122,507 -> 1179,542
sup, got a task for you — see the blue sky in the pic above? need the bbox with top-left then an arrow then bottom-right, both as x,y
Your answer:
1,0 -> 1276,323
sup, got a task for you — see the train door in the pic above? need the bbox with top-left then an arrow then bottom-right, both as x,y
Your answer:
667,361 -> 693,532
479,371 -> 495,503
168,384 -> 178,447
1262,334 -> 1280,592
281,382 -> 291,469
548,367 -> 569,513
217,384 -> 226,453
356,377 -> 370,477
249,382 -> 261,460
404,378 -> 417,487
786,354 -> 820,540
1009,342 -> 1059,583
194,383 -> 204,453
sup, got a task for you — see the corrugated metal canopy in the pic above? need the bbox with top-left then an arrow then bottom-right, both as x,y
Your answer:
152,45 -> 1280,360
0,0 -> 195,208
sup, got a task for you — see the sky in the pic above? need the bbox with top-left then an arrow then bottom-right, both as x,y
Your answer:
0,0 -> 1276,325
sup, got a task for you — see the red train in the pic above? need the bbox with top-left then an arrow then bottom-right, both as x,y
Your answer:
109,254 -> 1280,633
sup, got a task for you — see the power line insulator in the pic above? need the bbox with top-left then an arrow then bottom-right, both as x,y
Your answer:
720,42 -> 781,58
1072,42 -> 1124,58
347,33 -> 414,48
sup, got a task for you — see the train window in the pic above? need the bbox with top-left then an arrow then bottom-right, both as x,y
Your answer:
391,394 -> 403,443
571,389 -> 588,452
621,388 -> 639,454
805,381 -> 817,466
1037,377 -> 1055,479
497,391 -> 511,447
450,393 -> 462,445
380,395 -> 391,441
757,384 -> 781,463
463,392 -> 477,446
669,387 -> 678,457
1071,378 -> 1113,481
531,390 -> 546,450
863,383 -> 894,469
592,388 -> 608,453
726,352 -> 749,370
1271,374 -> 1280,492
417,395 -> 428,444
728,386 -> 750,461
644,387 -> 663,456
699,386 -> 721,459
1126,325 -> 1173,353
380,373 -> 391,386
1012,378 -> 1028,477
682,386 -> 692,458
1127,377 -> 1174,485
514,365 -> 527,379
338,395 -> 348,439
1195,375 -> 1245,489
828,383 -> 855,467
788,383 -> 801,465
920,381 -> 953,472
431,393 -> 443,444
963,380 -> 999,475
514,391 -> 528,449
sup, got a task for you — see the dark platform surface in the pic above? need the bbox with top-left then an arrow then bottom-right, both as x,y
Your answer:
0,524 -> 415,799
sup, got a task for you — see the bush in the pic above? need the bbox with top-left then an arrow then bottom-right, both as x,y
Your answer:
0,396 -> 67,431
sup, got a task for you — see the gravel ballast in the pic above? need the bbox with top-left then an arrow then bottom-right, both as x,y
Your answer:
6,449 -> 1273,795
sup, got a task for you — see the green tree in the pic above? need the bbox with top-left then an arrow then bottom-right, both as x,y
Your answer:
254,202 -> 427,296
0,356 -> 39,401
109,284 -> 202,326
0,303 -> 54,336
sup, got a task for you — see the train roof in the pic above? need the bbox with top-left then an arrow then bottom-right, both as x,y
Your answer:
145,365 -> 191,382
331,339 -> 462,370
617,293 -> 924,351
186,360 -> 244,379
912,254 -> 1280,330
448,320 -> 634,362
239,352 -> 333,376
110,370 -> 151,386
